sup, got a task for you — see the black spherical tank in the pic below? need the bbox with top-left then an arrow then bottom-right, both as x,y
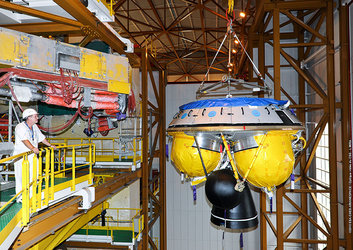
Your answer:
205,169 -> 241,210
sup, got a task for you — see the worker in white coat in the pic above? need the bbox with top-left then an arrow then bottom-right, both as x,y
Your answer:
13,108 -> 56,201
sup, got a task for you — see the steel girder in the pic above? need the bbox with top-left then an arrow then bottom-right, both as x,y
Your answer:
141,48 -> 167,250
249,0 -> 351,249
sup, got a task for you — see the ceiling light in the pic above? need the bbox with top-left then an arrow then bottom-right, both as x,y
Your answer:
232,49 -> 237,54
234,40 -> 239,45
240,11 -> 246,18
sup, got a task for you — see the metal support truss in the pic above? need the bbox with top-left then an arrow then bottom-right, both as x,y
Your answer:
141,48 -> 167,250
250,0 -> 351,249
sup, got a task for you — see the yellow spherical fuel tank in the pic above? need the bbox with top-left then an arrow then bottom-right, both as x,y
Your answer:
170,132 -> 221,177
234,130 -> 296,190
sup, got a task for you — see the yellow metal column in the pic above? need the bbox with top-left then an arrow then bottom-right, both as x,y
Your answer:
71,147 -> 76,191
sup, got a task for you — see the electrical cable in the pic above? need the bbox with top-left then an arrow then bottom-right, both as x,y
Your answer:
193,136 -> 209,178
233,32 -> 271,91
196,16 -> 272,98
197,30 -> 230,95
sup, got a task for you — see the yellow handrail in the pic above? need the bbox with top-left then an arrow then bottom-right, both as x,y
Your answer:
22,155 -> 30,226
48,137 -> 142,164
0,143 -> 96,226
80,207 -> 144,241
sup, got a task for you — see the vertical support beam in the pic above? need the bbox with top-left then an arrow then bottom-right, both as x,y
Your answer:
276,187 -> 284,250
248,33 -> 254,82
159,69 -> 167,250
297,10 -> 308,250
258,32 -> 265,94
141,48 -> 149,249
257,24 -> 267,250
8,100 -> 12,142
339,3 -> 352,249
273,7 -> 281,99
326,1 -> 339,249
260,193 -> 267,250
273,6 -> 284,250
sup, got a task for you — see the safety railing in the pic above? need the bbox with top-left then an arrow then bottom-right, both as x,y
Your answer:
80,207 -> 143,243
48,137 -> 142,165
0,143 -> 95,227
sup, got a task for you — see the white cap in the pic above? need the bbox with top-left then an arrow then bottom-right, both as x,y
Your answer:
23,108 -> 39,119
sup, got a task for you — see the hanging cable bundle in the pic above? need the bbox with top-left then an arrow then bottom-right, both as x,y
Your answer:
0,72 -> 25,112
59,68 -> 80,105
38,98 -> 90,133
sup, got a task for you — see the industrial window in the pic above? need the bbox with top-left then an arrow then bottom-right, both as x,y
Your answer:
315,124 -> 330,250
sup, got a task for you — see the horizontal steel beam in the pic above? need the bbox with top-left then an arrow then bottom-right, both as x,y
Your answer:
1,22 -> 81,35
264,0 -> 326,11
0,0 -> 81,27
65,241 -> 129,249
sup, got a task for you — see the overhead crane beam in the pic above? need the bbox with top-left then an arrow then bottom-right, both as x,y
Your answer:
0,0 -> 81,27
0,0 -> 140,66
54,0 -> 140,67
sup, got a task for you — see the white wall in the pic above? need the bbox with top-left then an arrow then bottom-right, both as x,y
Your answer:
107,179 -> 140,222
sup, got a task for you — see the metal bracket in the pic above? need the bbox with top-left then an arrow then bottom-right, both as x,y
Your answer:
74,186 -> 95,210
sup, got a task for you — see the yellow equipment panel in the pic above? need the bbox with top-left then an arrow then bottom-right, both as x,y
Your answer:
106,53 -> 130,94
80,50 -> 107,81
0,28 -> 55,71
0,27 -> 130,94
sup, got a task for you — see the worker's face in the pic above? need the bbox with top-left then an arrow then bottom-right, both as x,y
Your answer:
28,114 -> 39,124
